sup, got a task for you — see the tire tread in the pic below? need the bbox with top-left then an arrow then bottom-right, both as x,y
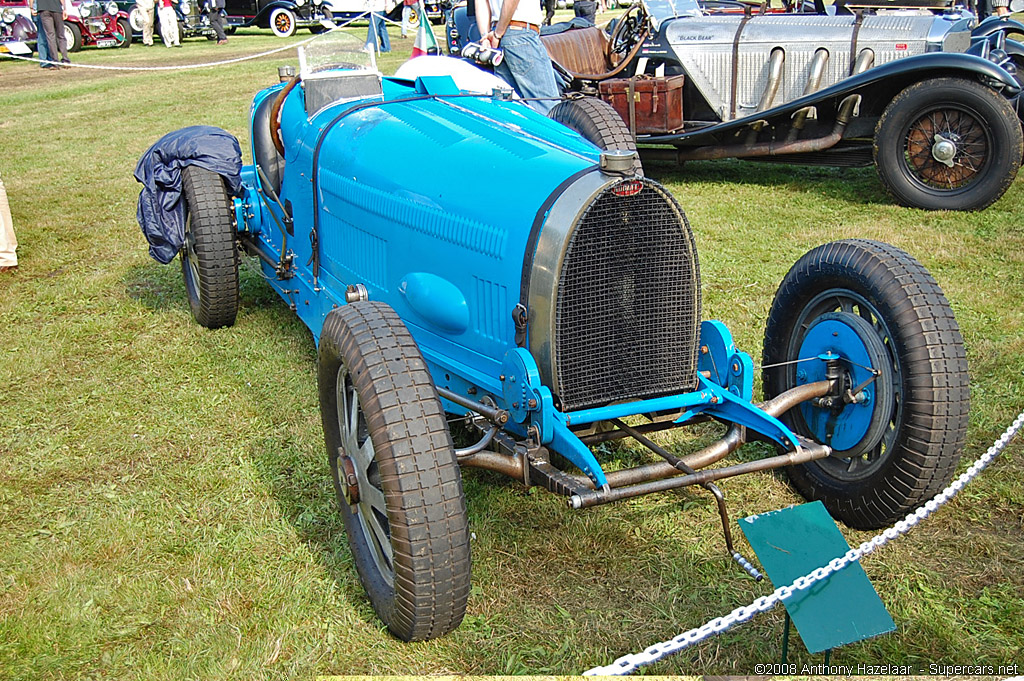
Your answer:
763,239 -> 969,529
319,302 -> 470,641
181,165 -> 239,329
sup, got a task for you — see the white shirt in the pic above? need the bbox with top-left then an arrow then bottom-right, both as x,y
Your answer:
486,0 -> 542,27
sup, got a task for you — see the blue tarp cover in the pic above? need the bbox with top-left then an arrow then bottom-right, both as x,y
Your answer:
134,126 -> 242,264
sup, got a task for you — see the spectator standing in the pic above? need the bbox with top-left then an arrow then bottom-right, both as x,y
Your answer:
573,0 -> 595,25
30,0 -> 54,68
36,0 -> 71,67
541,0 -> 554,25
365,0 -> 392,53
401,0 -> 415,37
137,0 -> 156,44
157,0 -> 181,46
0,170 -> 17,274
206,0 -> 228,43
475,0 -> 559,113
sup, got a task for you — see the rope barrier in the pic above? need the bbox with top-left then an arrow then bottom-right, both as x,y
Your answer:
583,409 -> 1024,675
0,13 -> 378,71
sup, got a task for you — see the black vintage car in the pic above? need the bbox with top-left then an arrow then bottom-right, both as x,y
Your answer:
223,0 -> 333,36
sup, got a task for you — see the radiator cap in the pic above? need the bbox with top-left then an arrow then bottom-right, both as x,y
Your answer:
599,149 -> 637,175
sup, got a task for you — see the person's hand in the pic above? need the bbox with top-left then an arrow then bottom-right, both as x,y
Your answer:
997,5 -> 1010,15
482,30 -> 500,48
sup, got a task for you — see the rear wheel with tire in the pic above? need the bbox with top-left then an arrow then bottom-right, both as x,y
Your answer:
763,239 -> 969,529
269,7 -> 296,37
116,17 -> 132,47
129,6 -> 145,32
548,97 -> 643,175
65,22 -> 83,52
179,165 -> 239,329
873,77 -> 1022,211
319,302 -> 471,642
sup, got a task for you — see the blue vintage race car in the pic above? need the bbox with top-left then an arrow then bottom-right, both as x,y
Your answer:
145,32 -> 970,641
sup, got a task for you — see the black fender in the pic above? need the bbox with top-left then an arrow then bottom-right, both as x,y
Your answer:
644,52 -> 1021,143
972,15 -> 1024,37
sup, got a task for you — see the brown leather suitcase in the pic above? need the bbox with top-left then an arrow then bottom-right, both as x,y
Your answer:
598,74 -> 685,135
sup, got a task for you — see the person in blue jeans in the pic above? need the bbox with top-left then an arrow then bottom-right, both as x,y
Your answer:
365,0 -> 392,53
31,0 -> 54,67
475,0 -> 559,114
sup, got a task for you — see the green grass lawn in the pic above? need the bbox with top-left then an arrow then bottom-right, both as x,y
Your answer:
1,25 -> 1022,680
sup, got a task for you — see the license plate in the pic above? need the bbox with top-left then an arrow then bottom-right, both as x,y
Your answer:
97,38 -> 117,47
0,41 -> 31,55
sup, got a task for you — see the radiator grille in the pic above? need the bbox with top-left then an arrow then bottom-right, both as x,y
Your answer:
554,179 -> 701,411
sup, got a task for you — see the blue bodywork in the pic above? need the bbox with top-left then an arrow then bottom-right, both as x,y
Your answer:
232,62 -> 876,492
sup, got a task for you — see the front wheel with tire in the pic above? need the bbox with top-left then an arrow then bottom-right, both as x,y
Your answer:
762,239 -> 970,529
309,7 -> 332,32
319,302 -> 471,641
548,97 -> 643,175
269,7 -> 296,37
873,77 -> 1022,211
116,17 -> 132,47
179,165 -> 239,329
65,22 -> 83,52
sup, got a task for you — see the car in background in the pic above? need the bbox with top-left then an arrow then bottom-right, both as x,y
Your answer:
65,0 -> 131,49
223,0 -> 333,36
0,4 -> 36,56
114,0 -> 223,41
532,0 -> 1023,210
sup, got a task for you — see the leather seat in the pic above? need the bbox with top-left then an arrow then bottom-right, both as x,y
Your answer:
540,27 -> 612,79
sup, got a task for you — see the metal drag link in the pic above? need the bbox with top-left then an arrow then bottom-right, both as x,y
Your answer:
583,409 -> 1024,676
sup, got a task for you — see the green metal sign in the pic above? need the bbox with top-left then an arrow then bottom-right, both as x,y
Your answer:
740,501 -> 895,653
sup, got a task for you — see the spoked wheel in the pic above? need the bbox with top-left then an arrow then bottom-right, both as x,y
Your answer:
116,17 -> 132,47
319,302 -> 471,641
65,22 -> 83,52
309,8 -> 333,33
179,165 -> 239,329
763,239 -> 970,529
874,77 -> 1022,211
269,7 -> 296,37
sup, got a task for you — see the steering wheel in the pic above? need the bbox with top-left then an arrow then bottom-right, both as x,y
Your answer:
270,74 -> 301,157
608,3 -> 649,67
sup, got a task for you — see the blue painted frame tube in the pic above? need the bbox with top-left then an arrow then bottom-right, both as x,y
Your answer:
565,391 -> 715,426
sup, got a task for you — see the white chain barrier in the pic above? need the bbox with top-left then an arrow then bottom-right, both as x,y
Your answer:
584,409 -> 1024,676
0,13 -> 375,70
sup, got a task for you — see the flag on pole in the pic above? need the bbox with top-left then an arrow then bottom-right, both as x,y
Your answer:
411,0 -> 439,57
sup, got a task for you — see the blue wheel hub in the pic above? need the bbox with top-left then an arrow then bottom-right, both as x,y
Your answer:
795,312 -> 894,457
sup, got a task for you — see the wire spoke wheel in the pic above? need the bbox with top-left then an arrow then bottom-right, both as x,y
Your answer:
874,76 -> 1021,210
904,106 -> 989,190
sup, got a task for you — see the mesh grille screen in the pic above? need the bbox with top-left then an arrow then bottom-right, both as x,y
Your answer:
554,179 -> 701,412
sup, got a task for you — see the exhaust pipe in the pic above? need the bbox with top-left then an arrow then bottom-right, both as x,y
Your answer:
643,93 -> 861,163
